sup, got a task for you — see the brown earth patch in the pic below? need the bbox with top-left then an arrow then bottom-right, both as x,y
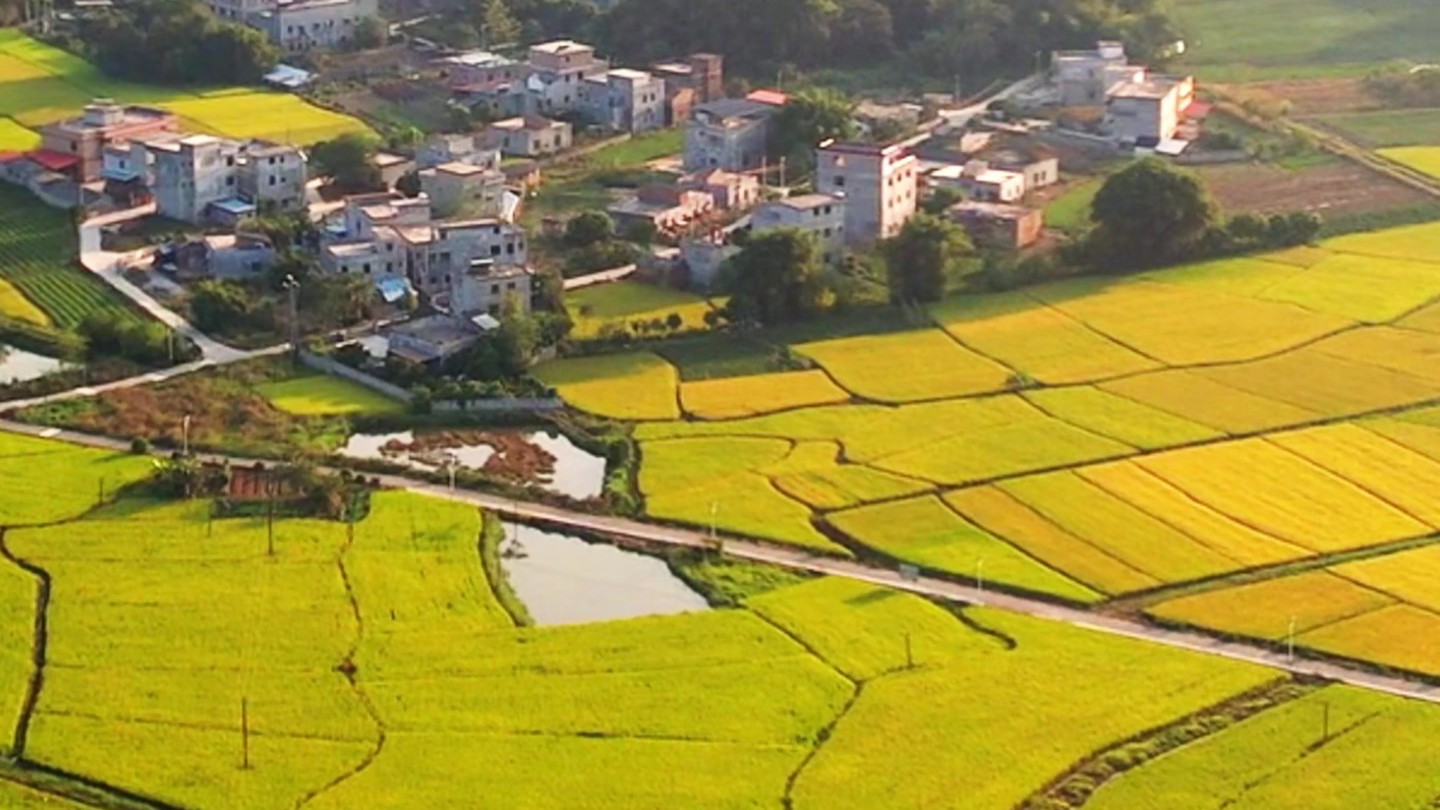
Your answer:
1197,161 -> 1432,217
1220,79 -> 1385,116
382,430 -> 558,483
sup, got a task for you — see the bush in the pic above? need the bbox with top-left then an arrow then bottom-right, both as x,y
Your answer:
130,437 -> 151,455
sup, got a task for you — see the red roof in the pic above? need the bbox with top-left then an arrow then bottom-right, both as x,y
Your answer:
746,89 -> 789,107
0,152 -> 24,164
1184,100 -> 1214,119
28,150 -> 80,171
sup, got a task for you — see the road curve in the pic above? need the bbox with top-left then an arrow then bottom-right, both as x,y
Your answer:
3,417 -> 1440,707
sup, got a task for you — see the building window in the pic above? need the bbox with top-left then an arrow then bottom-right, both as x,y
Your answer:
490,246 -> 501,255
490,283 -> 500,294
833,176 -> 845,187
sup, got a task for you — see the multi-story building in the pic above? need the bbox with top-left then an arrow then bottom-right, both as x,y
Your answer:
418,161 -> 506,217
416,133 -> 501,172
524,40 -> 609,115
814,140 -> 917,244
321,193 -> 529,307
1105,74 -> 1196,143
580,68 -> 666,133
238,0 -> 378,51
483,116 -> 572,158
1051,40 -> 1130,106
149,136 -> 245,224
929,161 -> 1026,203
450,261 -> 534,317
651,53 -> 723,105
750,193 -> 846,264
683,98 -> 778,172
39,100 -> 179,182
238,140 -> 308,210
109,134 -> 306,223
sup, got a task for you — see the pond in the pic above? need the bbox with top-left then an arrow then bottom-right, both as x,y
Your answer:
498,522 -> 709,626
0,344 -> 68,385
340,428 -> 607,500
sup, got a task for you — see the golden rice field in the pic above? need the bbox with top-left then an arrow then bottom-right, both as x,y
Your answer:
679,369 -> 849,419
565,281 -> 719,339
1380,146 -> 1440,181
0,31 -> 369,147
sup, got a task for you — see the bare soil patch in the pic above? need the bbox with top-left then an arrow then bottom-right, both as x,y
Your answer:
1197,161 -> 1431,217
1222,78 -> 1385,116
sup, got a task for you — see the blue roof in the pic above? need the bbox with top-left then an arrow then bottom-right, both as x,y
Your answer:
376,276 -> 413,303
210,197 -> 257,216
100,167 -> 141,182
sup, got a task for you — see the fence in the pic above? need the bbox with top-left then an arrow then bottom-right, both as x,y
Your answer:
433,397 -> 565,413
562,265 -> 637,290
298,350 -> 414,404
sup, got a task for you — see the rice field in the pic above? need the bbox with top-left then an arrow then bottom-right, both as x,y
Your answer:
0,33 -> 370,146
0,431 -> 154,526
1381,146 -> 1440,181
566,281 -> 718,340
534,351 -> 680,420
0,184 -> 140,330
679,369 -> 849,419
254,373 -> 405,416
794,328 -> 1012,403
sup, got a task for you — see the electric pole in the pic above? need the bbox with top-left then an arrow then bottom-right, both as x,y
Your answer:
282,274 -> 301,360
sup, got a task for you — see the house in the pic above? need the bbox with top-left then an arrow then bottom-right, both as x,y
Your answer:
679,237 -> 738,290
976,142 -> 1059,192
683,98 -> 778,172
416,133 -> 500,171
384,313 -> 482,363
855,101 -> 924,137
136,134 -> 307,223
246,0 -> 379,52
750,193 -> 846,264
524,40 -> 609,115
929,161 -> 1026,203
682,168 -> 760,211
483,116 -> 572,158
372,152 -> 414,189
161,233 -> 277,280
580,68 -> 666,133
418,161 -> 506,217
607,184 -> 714,234
449,260 -> 534,317
39,100 -> 179,182
1052,40 -> 1130,106
440,50 -> 525,92
321,192 -> 529,301
651,53 -> 723,125
814,140 -> 916,244
946,201 -> 1043,250
502,159 -> 542,188
1105,74 -> 1196,143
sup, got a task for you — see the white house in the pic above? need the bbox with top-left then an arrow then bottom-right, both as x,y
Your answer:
930,162 -> 1026,203
136,134 -> 306,223
813,140 -> 916,244
1105,74 -> 1196,143
750,193 -> 846,264
483,116 -> 572,157
418,162 -> 506,218
246,0 -> 379,52
580,68 -> 666,133
1052,40 -> 1129,106
524,40 -> 609,115
683,98 -> 777,172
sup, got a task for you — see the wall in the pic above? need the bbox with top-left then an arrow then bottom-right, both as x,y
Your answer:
298,349 -> 413,403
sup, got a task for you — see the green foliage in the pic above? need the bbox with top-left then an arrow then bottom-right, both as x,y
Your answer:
351,15 -> 387,49
189,279 -> 271,335
310,132 -> 384,194
564,211 -> 615,248
768,87 -> 858,173
75,0 -> 278,85
1086,158 -> 1219,272
664,550 -> 812,607
723,228 -> 830,326
881,213 -> 975,304
77,310 -> 191,365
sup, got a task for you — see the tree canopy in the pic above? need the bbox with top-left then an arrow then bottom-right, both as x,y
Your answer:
882,213 -> 974,303
722,229 -> 830,325
76,0 -> 277,85
1086,158 -> 1217,272
768,88 -> 859,174
310,134 -> 385,195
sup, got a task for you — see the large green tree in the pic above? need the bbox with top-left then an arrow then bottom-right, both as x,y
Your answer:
1087,158 -> 1218,272
77,0 -> 277,85
722,229 -> 830,325
768,88 -> 858,174
881,213 -> 974,303
310,134 -> 385,195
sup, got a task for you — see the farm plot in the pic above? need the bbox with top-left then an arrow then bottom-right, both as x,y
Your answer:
0,277 -> 48,325
1023,386 -> 1221,449
1316,108 -> 1440,149
0,432 -> 153,526
930,291 -> 1160,385
825,495 -> 1098,602
764,441 -> 931,511
1251,252 -> 1440,322
1088,685 -> 1440,810
1100,369 -> 1320,435
0,116 -> 37,150
1324,220 -> 1440,263
535,351 -> 679,420
794,328 -> 1012,403
1300,604 -> 1440,675
1194,162 -> 1432,220
790,601 -> 1277,810
1147,571 -> 1397,640
1380,146 -> 1440,181
255,373 -> 405,416
159,93 -> 368,146
679,369 -> 849,419
1192,346 -> 1439,420
0,185 -> 140,330
0,558 -> 34,757
566,281 -> 717,340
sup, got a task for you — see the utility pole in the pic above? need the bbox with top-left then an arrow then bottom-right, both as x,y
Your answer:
976,558 -> 985,594
266,479 -> 276,557
182,413 -> 191,456
282,274 -> 301,360
904,632 -> 913,670
1321,700 -> 1330,742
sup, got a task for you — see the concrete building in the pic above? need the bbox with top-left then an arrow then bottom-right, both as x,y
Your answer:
930,161 -> 1027,203
440,50 -> 525,92
149,135 -> 242,224
385,314 -> 482,363
580,68 -> 666,133
1105,74 -> 1196,143
483,116 -> 572,157
161,233 -> 278,280
238,140 -> 308,210
372,152 -> 414,189
683,98 -> 777,172
814,140 -> 917,244
416,133 -> 501,171
418,161 -> 506,217
607,184 -> 714,235
946,201 -> 1043,250
977,142 -> 1060,192
39,100 -> 179,182
682,168 -> 760,210
1052,40 -> 1130,106
249,0 -> 378,52
679,237 -> 738,290
450,260 -> 534,317
524,40 -> 609,115
750,193 -> 846,264
125,134 -> 305,223
651,53 -> 722,125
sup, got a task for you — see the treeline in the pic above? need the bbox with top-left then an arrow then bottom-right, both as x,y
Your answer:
71,0 -> 277,85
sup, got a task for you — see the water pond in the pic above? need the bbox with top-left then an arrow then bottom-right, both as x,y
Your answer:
0,344 -> 68,384
340,429 -> 607,499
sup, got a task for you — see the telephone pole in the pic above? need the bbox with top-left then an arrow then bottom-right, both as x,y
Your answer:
282,274 -> 301,359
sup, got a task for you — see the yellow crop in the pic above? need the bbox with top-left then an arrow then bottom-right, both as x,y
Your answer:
680,369 -> 849,419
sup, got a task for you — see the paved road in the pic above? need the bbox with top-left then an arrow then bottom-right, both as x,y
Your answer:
78,206 -> 249,363
4,417 -> 1440,706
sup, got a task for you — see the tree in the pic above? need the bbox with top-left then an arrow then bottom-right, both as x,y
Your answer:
395,169 -> 422,198
722,229 -> 829,325
76,0 -> 277,85
352,16 -> 387,49
768,87 -> 859,174
476,0 -> 521,46
1086,158 -> 1218,272
190,279 -> 269,334
495,294 -> 540,375
564,211 -> 614,248
310,133 -> 384,194
920,186 -> 964,216
881,214 -> 974,303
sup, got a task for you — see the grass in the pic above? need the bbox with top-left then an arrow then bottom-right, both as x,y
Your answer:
652,334 -> 777,380
254,373 -> 405,416
565,280 -> 717,339
679,369 -> 850,419
1088,685 -> 1440,809
534,351 -> 679,421
826,495 -> 1099,602
585,129 -> 684,168
0,184 -> 141,331
1380,146 -> 1440,181
794,328 -> 1012,403
0,32 -> 369,143
1317,108 -> 1440,148
1042,178 -> 1100,232
0,277 -> 49,325
0,432 -> 154,526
